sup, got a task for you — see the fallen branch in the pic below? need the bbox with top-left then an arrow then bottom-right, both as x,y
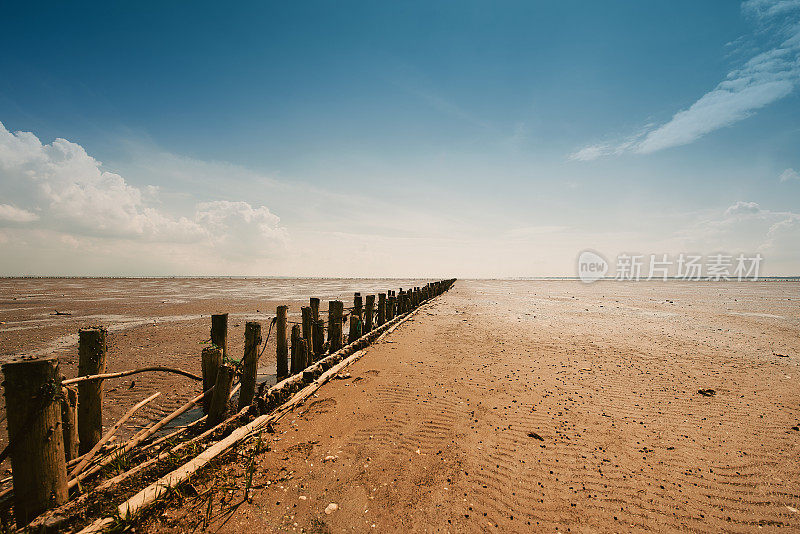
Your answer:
70,392 -> 161,478
62,367 -> 201,386
68,386 -> 215,489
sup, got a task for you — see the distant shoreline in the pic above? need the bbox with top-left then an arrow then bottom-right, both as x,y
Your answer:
1,276 -> 799,281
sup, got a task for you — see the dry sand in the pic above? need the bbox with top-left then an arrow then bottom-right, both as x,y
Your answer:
146,279 -> 800,532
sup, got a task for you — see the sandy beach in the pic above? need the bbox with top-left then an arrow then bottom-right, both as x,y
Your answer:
135,279 -> 800,532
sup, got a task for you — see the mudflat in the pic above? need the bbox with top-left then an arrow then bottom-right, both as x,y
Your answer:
0,277 -> 431,449
147,279 -> 799,532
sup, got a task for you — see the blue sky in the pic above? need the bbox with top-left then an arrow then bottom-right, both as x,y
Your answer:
0,0 -> 799,276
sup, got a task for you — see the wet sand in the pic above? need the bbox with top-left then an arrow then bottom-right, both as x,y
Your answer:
149,280 -> 799,532
0,277 -> 432,451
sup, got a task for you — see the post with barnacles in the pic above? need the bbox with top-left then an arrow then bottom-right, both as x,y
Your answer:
276,305 -> 289,379
2,356 -> 68,526
238,321 -> 262,411
77,326 -> 107,455
328,300 -> 344,353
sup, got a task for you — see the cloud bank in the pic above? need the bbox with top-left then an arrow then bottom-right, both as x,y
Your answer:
0,121 -> 287,269
571,0 -> 800,160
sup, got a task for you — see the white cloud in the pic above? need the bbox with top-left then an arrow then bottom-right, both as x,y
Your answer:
680,200 -> 800,263
724,200 -> 763,216
569,145 -> 609,162
571,0 -> 800,160
0,121 -> 288,267
195,200 -> 287,258
0,204 -> 38,222
743,0 -> 800,18
779,167 -> 800,181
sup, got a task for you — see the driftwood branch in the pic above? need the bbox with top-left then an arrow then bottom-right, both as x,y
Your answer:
62,367 -> 201,386
69,392 -> 161,478
67,386 -> 215,490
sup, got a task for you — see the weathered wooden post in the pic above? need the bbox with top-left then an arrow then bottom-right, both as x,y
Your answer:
328,301 -> 343,353
377,293 -> 386,326
290,324 -> 302,375
2,356 -> 68,526
387,295 -> 395,321
201,346 -> 222,414
78,326 -> 107,455
210,313 -> 228,360
310,298 -> 323,358
276,305 -> 289,379
298,339 -> 310,371
207,363 -> 234,428
301,307 -> 314,360
238,321 -> 262,411
364,294 -> 375,332
349,293 -> 362,343
349,314 -> 361,343
60,386 -> 78,461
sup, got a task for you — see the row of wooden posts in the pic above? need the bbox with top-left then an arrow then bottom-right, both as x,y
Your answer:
0,279 -> 455,527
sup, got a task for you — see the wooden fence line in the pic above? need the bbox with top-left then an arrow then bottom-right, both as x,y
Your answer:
0,278 -> 456,530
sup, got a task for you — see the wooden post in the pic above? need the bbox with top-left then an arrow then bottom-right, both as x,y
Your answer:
78,327 -> 107,455
207,364 -> 234,428
237,322 -> 262,411
349,292 -> 362,343
201,346 -> 222,414
60,386 -> 78,462
387,295 -> 395,321
301,306 -> 314,362
300,338 -> 311,369
312,319 -> 324,359
210,313 -> 228,360
290,324 -> 302,375
364,295 -> 375,332
328,301 -> 343,353
310,298 -> 323,358
276,306 -> 288,379
349,314 -> 362,343
2,356 -> 68,526
377,293 -> 386,326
